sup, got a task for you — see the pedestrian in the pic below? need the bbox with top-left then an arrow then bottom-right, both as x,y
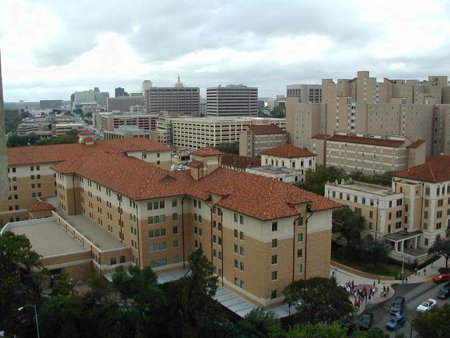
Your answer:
405,277 -> 408,284
424,268 -> 427,275
373,280 -> 376,287
368,294 -> 372,304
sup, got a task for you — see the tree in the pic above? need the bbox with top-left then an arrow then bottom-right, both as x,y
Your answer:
50,272 -> 75,296
356,330 -> 390,338
428,239 -> 450,268
413,304 -> 450,338
215,142 -> 239,154
238,308 -> 283,338
0,232 -> 45,325
286,322 -> 348,338
298,166 -> 349,195
332,206 -> 365,252
364,238 -> 388,268
283,277 -> 354,325
113,265 -> 166,337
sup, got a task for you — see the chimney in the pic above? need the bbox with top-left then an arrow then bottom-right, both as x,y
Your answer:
0,51 -> 8,200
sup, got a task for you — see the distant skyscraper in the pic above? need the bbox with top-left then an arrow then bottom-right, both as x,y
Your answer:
206,84 -> 258,117
143,77 -> 200,116
115,87 -> 128,97
0,51 -> 8,200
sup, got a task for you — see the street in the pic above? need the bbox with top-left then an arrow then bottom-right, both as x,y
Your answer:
361,281 -> 450,337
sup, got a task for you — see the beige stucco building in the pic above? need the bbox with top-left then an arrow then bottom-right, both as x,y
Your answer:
0,137 -> 339,310
287,71 -> 450,157
239,124 -> 287,157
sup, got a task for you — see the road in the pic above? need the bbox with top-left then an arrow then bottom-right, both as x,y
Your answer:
360,281 -> 450,337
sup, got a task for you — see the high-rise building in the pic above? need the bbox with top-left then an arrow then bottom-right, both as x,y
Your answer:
143,77 -> 200,116
287,71 -> 450,157
286,84 -> 322,103
207,85 -> 258,117
115,87 -> 128,97
0,52 -> 7,200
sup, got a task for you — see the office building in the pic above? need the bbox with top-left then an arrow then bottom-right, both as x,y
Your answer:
143,77 -> 200,116
94,112 -> 158,131
286,84 -> 322,103
115,87 -> 128,97
107,96 -> 145,112
103,126 -> 149,140
207,85 -> 258,117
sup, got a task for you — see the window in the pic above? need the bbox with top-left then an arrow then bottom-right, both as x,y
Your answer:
271,290 -> 277,299
120,256 -> 126,263
424,199 -> 429,207
173,226 -> 178,234
149,242 -> 167,252
172,199 -> 177,207
297,249 -> 303,258
173,240 -> 179,248
272,222 -> 278,231
396,210 -> 402,218
239,215 -> 244,224
437,211 -> 443,218
297,233 -> 303,242
240,262 -> 244,271
150,258 -> 168,268
271,255 -> 277,264
425,187 -> 430,196
239,231 -> 244,240
149,228 -> 166,238
438,199 -> 444,207
234,244 -> 238,253
272,239 -> 278,248
173,213 -> 178,220
234,229 -> 238,238
271,271 -> 277,281
239,246 -> 244,256
298,216 -> 304,226
234,259 -> 238,268
198,215 -> 202,222
110,257 -> 116,265
297,263 -> 303,274
436,222 -> 442,230
160,201 -> 165,209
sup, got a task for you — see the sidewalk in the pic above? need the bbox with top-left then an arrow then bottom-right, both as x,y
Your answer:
331,265 -> 396,314
331,255 -> 447,314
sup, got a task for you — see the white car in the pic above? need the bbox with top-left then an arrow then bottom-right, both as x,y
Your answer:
416,298 -> 437,313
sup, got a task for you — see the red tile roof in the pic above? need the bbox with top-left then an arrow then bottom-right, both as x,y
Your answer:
328,135 -> 405,147
191,147 -> 223,156
52,152 -> 339,220
7,138 -> 172,166
407,140 -> 426,149
247,124 -> 285,135
27,201 -> 55,212
221,154 -> 261,169
394,155 -> 450,183
78,130 -> 93,136
261,144 -> 316,158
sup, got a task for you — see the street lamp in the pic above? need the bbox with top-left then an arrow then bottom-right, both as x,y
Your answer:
17,304 -> 40,338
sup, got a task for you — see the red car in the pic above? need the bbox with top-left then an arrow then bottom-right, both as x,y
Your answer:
433,273 -> 450,283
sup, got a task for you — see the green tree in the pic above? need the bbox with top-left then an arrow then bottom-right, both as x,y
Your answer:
0,232 -> 45,324
50,272 -> 75,296
428,239 -> 450,268
286,322 -> 348,338
356,330 -> 390,337
365,238 -> 388,268
298,166 -> 349,195
215,142 -> 239,154
113,265 -> 166,337
238,308 -> 283,338
283,277 -> 354,325
332,206 -> 365,252
413,304 -> 450,338
272,105 -> 286,118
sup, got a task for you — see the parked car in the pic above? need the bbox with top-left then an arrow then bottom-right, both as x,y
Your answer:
437,282 -> 450,299
390,296 -> 405,315
386,315 -> 406,330
433,273 -> 450,283
416,298 -> 437,313
358,313 -> 374,331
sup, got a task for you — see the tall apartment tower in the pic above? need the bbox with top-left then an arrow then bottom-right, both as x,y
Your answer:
207,84 -> 258,117
0,52 -> 8,200
143,77 -> 200,117
287,71 -> 450,156
286,84 -> 322,103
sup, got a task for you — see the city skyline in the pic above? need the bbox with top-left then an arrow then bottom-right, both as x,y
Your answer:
2,0 -> 450,101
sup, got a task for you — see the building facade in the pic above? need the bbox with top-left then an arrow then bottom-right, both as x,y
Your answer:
286,84 -> 322,103
94,112 -> 158,131
107,96 -> 145,112
239,124 -> 287,157
0,138 -> 339,309
287,71 -> 450,157
207,85 -> 258,117
143,77 -> 200,117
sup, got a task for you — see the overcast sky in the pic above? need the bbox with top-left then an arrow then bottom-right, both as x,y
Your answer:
1,0 -> 450,102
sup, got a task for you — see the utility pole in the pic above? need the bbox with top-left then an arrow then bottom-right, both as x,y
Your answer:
0,50 -> 9,200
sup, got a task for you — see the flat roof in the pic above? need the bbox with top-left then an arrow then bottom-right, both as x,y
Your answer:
5,218 -> 89,258
55,211 -> 129,251
327,181 -> 397,196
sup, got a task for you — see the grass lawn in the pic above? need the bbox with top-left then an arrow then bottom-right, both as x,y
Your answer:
332,246 -> 412,278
